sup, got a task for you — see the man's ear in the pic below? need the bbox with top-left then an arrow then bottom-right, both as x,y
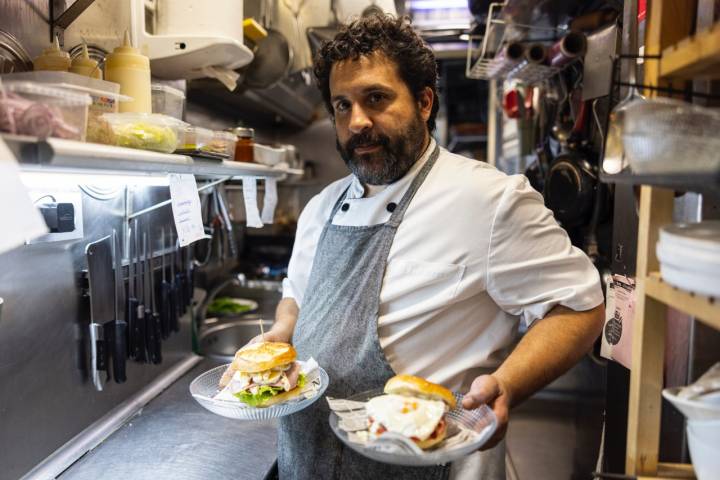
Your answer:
418,86 -> 433,122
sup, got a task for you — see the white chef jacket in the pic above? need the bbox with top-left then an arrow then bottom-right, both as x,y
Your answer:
282,140 -> 603,390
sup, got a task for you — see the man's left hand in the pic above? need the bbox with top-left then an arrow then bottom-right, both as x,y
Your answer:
461,374 -> 512,450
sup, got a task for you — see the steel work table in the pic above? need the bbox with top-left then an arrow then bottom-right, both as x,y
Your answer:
59,359 -> 278,480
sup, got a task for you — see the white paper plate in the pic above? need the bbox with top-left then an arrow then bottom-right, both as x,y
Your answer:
190,364 -> 329,420
662,387 -> 720,421
656,241 -> 720,275
329,388 -> 498,466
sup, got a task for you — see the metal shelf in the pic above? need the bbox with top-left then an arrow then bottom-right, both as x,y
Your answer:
660,21 -> 720,80
4,135 -> 302,179
600,169 -> 720,193
645,272 -> 720,331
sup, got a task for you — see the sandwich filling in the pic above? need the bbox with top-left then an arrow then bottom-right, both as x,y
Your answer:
366,394 -> 447,442
228,361 -> 305,406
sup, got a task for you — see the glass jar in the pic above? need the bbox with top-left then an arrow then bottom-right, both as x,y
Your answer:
233,127 -> 255,162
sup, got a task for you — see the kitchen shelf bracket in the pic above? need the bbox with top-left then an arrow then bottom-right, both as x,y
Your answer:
50,0 -> 97,46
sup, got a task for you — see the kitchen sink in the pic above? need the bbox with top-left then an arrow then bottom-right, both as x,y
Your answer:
198,316 -> 274,361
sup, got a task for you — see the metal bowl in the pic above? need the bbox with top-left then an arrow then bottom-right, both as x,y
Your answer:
198,317 -> 274,361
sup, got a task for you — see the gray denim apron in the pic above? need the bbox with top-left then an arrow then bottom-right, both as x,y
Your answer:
278,145 -> 449,480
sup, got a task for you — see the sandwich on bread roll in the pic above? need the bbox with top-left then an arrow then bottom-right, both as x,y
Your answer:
366,374 -> 457,450
219,342 -> 306,407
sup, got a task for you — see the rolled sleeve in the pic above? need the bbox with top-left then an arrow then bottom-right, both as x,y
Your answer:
486,175 -> 603,327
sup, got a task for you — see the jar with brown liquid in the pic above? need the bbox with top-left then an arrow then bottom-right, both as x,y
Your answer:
233,127 -> 255,162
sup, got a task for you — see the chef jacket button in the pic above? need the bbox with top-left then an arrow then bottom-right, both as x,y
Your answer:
341,203 -> 350,212
386,202 -> 397,212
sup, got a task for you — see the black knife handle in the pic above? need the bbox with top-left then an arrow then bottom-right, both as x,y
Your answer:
136,306 -> 148,363
169,283 -> 178,334
152,312 -> 162,364
101,321 -> 112,382
160,281 -> 171,339
127,297 -> 138,359
114,321 -> 127,383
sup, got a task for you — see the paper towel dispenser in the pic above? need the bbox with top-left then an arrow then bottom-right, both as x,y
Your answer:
131,0 -> 253,80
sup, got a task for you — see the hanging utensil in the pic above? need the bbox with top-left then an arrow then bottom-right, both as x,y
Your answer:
112,230 -> 127,383
86,235 -> 113,391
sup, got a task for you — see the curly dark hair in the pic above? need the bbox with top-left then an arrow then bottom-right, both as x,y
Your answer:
313,14 -> 439,133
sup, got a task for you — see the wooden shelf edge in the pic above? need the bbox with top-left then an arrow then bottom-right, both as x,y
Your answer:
644,272 -> 720,330
636,462 -> 696,479
660,21 -> 720,80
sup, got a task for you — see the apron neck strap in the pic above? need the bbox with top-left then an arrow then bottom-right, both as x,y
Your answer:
386,144 -> 439,227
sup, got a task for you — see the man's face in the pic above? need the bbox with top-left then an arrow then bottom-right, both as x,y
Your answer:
329,51 -> 432,185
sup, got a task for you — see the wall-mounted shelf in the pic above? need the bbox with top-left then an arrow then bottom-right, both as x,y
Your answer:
645,272 -> 720,330
4,135 -> 302,179
600,169 -> 720,193
660,21 -> 720,80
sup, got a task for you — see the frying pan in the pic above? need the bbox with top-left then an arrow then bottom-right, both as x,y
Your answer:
241,28 -> 294,90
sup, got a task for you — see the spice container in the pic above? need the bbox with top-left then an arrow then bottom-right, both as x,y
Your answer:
233,127 -> 254,162
151,84 -> 185,120
100,112 -> 187,153
105,31 -> 151,113
0,81 -> 90,140
33,36 -> 71,72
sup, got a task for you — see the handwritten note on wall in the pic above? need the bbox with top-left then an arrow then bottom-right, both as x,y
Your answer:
168,173 -> 205,247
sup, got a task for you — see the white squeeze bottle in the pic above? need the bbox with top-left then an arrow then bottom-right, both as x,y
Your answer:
33,36 -> 71,72
105,31 -> 151,113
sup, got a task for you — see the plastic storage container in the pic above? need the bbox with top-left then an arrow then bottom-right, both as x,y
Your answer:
254,143 -> 287,166
0,81 -> 91,140
204,130 -> 236,158
2,71 -> 124,144
151,84 -> 185,120
622,98 -> 720,174
178,125 -> 213,150
100,112 -> 187,153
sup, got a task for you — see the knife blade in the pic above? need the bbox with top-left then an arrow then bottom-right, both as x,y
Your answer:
169,230 -> 179,333
160,228 -> 171,339
86,235 -> 113,391
127,224 -> 136,359
172,234 -> 182,333
149,232 -> 163,364
134,219 -> 147,363
112,229 -> 127,383
143,232 -> 158,364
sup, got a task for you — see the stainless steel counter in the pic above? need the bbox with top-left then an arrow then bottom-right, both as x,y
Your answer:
59,359 -> 278,480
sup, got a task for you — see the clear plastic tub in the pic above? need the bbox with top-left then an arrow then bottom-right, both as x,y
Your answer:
0,80 -> 91,140
151,84 -> 185,120
2,71 -> 128,144
254,143 -> 287,166
202,130 -> 236,158
100,112 -> 188,153
178,125 -> 213,151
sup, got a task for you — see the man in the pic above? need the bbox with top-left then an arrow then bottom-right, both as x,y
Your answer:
259,14 -> 604,480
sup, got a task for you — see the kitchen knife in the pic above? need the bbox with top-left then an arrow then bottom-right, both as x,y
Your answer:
134,219 -> 148,363
112,230 -> 127,383
173,235 -> 183,332
178,245 -> 189,314
86,235 -> 113,391
160,228 -> 171,339
146,232 -> 162,364
185,244 -> 194,311
150,235 -> 162,363
169,231 -> 179,333
126,224 -> 137,360
143,232 -> 158,363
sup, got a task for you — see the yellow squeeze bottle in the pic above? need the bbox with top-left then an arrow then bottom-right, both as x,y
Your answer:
33,36 -> 71,72
69,44 -> 102,79
105,31 -> 151,113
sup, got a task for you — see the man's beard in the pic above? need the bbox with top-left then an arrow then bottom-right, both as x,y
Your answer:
336,113 -> 426,185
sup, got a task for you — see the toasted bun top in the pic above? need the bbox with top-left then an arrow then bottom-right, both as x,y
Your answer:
384,374 -> 456,409
232,342 -> 297,373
